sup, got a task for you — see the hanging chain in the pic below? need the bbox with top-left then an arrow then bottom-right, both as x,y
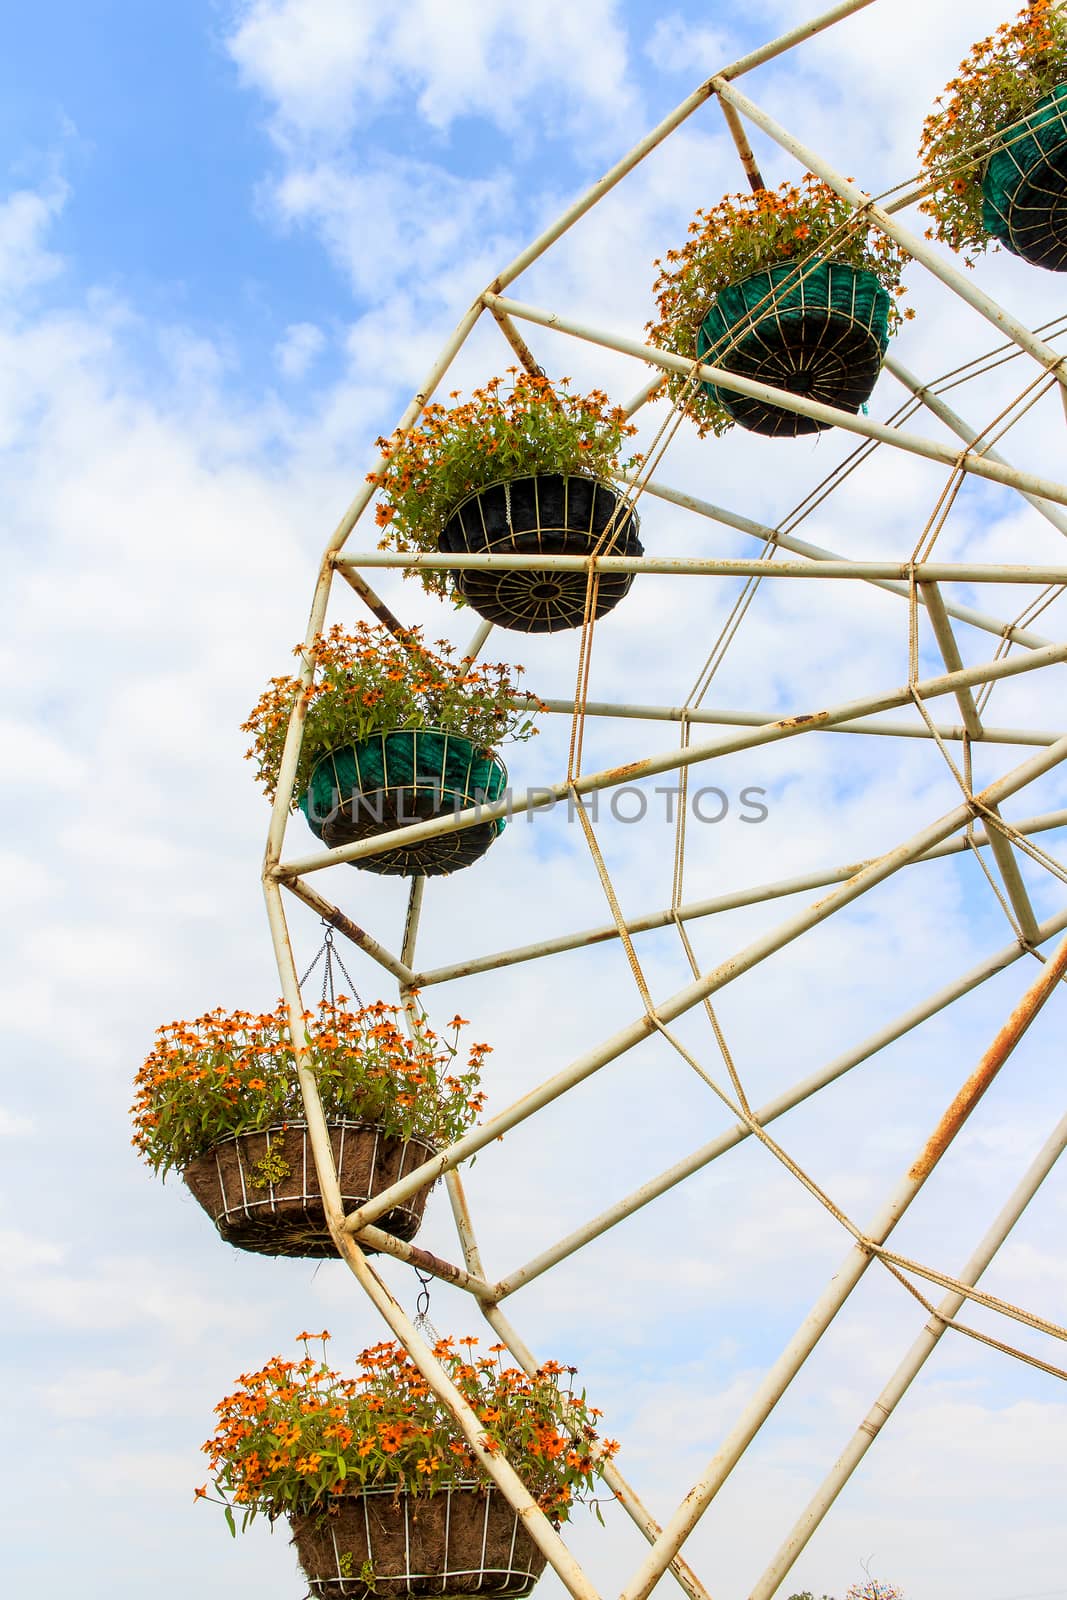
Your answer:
412,1266 -> 440,1344
298,919 -> 365,1010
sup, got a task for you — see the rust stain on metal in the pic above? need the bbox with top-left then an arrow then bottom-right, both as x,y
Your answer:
331,562 -> 409,639
599,758 -> 651,786
909,935 -> 1067,1180
908,1048 -> 1010,1180
781,709 -> 827,729
807,869 -> 866,918
394,1241 -> 472,1289
324,908 -> 377,954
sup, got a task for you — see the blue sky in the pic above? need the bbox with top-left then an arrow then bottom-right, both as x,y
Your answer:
1,0 -> 755,395
3,4 -> 1067,1600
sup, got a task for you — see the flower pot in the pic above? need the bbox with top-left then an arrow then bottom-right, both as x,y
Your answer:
697,261 -> 892,437
438,474 -> 642,633
982,84 -> 1067,271
290,1485 -> 548,1599
181,1121 -> 435,1257
299,730 -> 508,876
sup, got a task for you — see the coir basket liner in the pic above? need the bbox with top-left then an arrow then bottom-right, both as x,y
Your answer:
983,83 -> 1067,272
290,1485 -> 548,1600
182,1121 -> 435,1257
698,260 -> 891,437
299,730 -> 508,877
438,474 -> 642,633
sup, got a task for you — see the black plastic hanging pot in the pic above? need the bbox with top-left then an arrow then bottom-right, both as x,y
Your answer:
437,473 -> 642,633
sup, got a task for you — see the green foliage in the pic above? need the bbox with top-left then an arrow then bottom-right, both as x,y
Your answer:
369,372 -> 642,598
918,1 -> 1067,258
200,1333 -> 620,1529
647,175 -> 910,437
131,997 -> 489,1176
241,621 -> 543,806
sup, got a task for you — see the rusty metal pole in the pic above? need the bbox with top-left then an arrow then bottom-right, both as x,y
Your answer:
619,935 -> 1067,1600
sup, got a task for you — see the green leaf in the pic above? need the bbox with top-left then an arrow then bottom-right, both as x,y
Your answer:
224,1504 -> 236,1539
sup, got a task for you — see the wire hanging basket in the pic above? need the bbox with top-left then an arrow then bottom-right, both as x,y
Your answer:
289,1484 -> 549,1599
438,474 -> 642,633
698,260 -> 892,436
982,83 -> 1067,271
182,1120 -> 436,1258
299,729 -> 508,876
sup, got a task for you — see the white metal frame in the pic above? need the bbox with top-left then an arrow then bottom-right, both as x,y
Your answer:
253,4 -> 1067,1596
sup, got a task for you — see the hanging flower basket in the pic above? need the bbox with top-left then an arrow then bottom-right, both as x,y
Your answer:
182,1120 -> 436,1257
982,83 -> 1067,268
243,622 -> 542,874
370,374 -> 644,631
918,3 -> 1067,266
290,1484 -> 547,1599
201,1335 -> 619,1596
648,176 -> 909,439
697,260 -> 892,437
438,473 -> 642,634
132,998 -> 490,1259
299,729 -> 508,877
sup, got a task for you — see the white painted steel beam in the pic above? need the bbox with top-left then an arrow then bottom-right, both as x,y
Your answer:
281,875 -> 416,985
409,810 -> 1067,991
262,871 -> 604,1600
483,0 -> 878,297
250,10 -> 1067,1595
887,355 -> 1067,540
527,696 -> 1059,748
920,581 -> 1042,943
276,640 -> 1067,879
336,551 -> 1067,583
341,734 -> 1067,1236
482,291 -> 1067,508
618,935 -> 1067,1600
713,77 -> 1067,394
440,1203 -> 717,1600
491,903 -> 1067,1298
748,1107 -> 1067,1600
632,476 -> 1059,653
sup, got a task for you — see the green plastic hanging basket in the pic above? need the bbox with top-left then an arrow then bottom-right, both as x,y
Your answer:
299,729 -> 508,877
697,260 -> 892,437
982,83 -> 1067,271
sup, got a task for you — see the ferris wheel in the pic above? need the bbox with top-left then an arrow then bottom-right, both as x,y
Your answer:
161,2 -> 1067,1596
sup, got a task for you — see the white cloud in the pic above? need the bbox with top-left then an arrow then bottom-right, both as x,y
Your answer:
227,0 -> 387,144
227,0 -> 635,144
227,0 -> 637,310
645,14 -> 737,75
271,156 -> 514,298
0,717 -> 88,789
273,318 -> 325,377
0,1108 -> 34,1138
0,182 -> 67,298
